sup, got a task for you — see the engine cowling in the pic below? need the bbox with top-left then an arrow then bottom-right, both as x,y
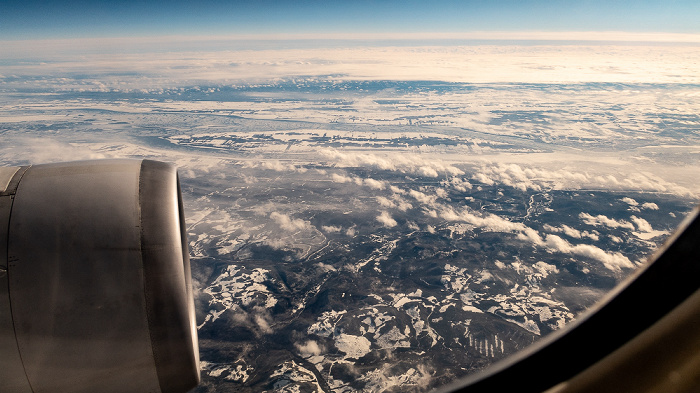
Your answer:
0,160 -> 199,393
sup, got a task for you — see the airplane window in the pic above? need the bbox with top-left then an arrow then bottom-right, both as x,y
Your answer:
1,2 -> 699,392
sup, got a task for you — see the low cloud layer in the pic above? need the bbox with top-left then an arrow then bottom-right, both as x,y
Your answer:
439,206 -> 633,271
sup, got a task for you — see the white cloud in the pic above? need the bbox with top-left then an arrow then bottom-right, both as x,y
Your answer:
409,189 -> 438,206
390,185 -> 406,195
472,173 -> 495,186
8,41 -> 699,89
331,173 -> 353,183
258,160 -> 306,173
321,149 -> 463,178
579,213 -> 635,230
418,166 -> 439,177
543,224 -> 599,241
438,205 -> 634,271
407,221 -> 420,231
295,340 -> 323,357
376,211 -> 398,228
542,234 -> 634,271
332,172 -> 385,190
533,261 -> 559,278
376,196 -> 395,208
642,202 -> 659,210
394,197 -> 413,212
364,178 -> 386,190
254,312 -> 273,334
439,206 -> 526,233
270,212 -> 312,231
630,216 -> 653,232
444,177 -> 473,192
621,197 -> 638,206
473,163 -> 694,196
321,225 -> 342,233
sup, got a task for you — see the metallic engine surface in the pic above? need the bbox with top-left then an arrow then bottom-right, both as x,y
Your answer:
1,166 -> 33,392
0,160 -> 199,393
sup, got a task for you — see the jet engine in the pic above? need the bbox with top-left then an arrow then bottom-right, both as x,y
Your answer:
0,160 -> 199,393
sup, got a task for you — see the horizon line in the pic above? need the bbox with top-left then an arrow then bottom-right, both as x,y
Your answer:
4,31 -> 700,44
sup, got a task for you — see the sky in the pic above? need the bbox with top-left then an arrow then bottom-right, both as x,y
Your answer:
2,0 -> 699,40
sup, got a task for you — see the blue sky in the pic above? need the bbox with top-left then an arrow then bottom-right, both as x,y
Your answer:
2,0 -> 699,40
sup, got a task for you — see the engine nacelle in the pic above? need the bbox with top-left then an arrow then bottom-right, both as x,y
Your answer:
0,160 -> 199,393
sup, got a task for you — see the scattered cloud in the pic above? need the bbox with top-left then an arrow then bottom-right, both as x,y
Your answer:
409,189 -> 438,207
439,206 -> 634,270
543,224 -> 599,241
363,178 -> 386,190
533,261 -> 559,278
270,212 -> 312,231
321,225 -> 342,233
443,177 -> 473,192
376,196 -> 395,208
332,172 -> 386,190
642,202 -> 659,210
579,213 -> 635,230
295,340 -> 323,357
331,173 -> 353,183
321,149 -> 463,178
630,216 -> 653,232
376,211 -> 398,228
621,197 -> 638,206
473,163 -> 694,196
540,234 -> 633,271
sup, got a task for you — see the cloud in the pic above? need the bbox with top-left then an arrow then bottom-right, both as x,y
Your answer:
473,163 -> 694,196
8,41 -> 699,92
321,149 -> 463,178
332,172 -> 386,190
541,234 -> 633,271
543,224 -> 599,241
533,261 -> 559,278
376,211 -> 398,228
443,177 -> 473,192
376,196 -> 396,209
579,213 -> 635,230
409,189 -> 438,206
295,340 -> 323,357
630,216 -> 653,232
390,185 -> 406,195
260,160 -> 306,172
378,189 -> 413,211
321,225 -> 342,233
407,221 -> 420,231
394,198 -> 413,212
331,173 -> 353,183
0,137 -> 107,165
418,166 -> 439,177
439,206 -> 526,233
242,160 -> 306,173
621,197 -> 638,206
439,205 -> 634,271
544,224 -> 581,239
363,178 -> 386,190
472,173 -> 495,186
642,202 -> 659,210
270,212 -> 312,231
254,313 -> 273,334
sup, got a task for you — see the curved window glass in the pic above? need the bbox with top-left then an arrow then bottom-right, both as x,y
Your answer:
1,6 -> 698,392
